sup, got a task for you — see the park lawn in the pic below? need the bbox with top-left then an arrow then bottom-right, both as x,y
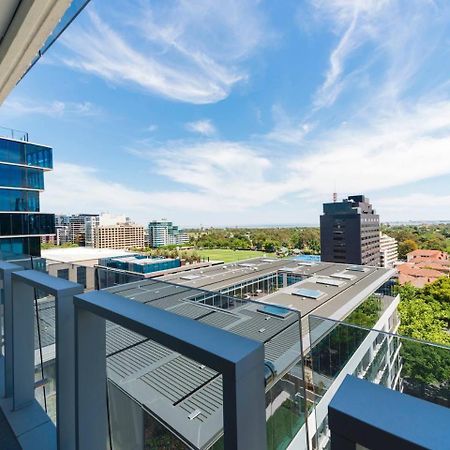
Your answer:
197,249 -> 276,263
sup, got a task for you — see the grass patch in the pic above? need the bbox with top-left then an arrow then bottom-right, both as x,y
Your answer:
197,249 -> 276,263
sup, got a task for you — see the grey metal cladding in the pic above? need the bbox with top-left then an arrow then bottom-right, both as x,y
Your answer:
198,311 -> 240,328
106,325 -> 146,356
107,340 -> 172,380
178,376 -> 223,423
145,296 -> 182,309
167,302 -> 213,319
264,324 -> 300,363
139,355 -> 217,404
229,311 -> 297,342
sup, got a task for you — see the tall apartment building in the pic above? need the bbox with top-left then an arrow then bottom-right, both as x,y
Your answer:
55,225 -> 69,245
320,194 -> 380,266
55,214 -> 70,226
0,134 -> 55,258
380,232 -> 398,268
93,222 -> 145,249
85,213 -> 127,247
67,213 -> 99,246
148,219 -> 189,247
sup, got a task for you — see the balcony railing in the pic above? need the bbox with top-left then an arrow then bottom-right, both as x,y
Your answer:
0,255 -> 448,450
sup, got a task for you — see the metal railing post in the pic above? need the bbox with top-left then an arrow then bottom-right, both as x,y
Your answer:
11,271 -> 83,450
11,274 -> 35,409
0,261 -> 25,398
74,307 -> 107,450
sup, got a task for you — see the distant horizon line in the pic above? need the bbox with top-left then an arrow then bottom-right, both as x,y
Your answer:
52,213 -> 450,229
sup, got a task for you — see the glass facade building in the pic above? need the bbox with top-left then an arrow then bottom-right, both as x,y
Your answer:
0,135 -> 55,258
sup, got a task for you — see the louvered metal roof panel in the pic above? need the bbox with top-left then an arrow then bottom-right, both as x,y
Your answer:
198,311 -> 240,329
228,310 -> 296,342
178,376 -> 223,423
107,340 -> 172,381
139,356 -> 217,404
264,323 -> 301,363
106,325 -> 146,356
167,302 -> 213,319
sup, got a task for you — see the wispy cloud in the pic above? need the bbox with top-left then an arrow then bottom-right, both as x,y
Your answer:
37,0 -> 450,225
290,99 -> 450,196
185,119 -> 217,136
265,104 -> 313,144
59,2 -> 268,104
41,162 -> 218,219
1,98 -> 101,118
308,0 -> 448,109
376,193 -> 450,221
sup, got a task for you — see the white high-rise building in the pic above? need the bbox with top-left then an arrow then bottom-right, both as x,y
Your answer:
379,232 -> 398,268
148,219 -> 189,247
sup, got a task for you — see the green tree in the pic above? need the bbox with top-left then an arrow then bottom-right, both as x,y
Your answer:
398,239 -> 418,260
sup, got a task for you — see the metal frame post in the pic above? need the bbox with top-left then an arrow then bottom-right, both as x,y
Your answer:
11,275 -> 35,410
11,271 -> 83,450
0,261 -> 25,398
74,290 -> 267,450
75,307 -> 107,450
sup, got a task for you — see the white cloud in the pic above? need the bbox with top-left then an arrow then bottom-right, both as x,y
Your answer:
136,140 -> 298,209
0,98 -> 100,118
265,105 -> 314,144
123,94 -> 450,222
59,2 -> 267,104
185,119 -> 216,136
290,99 -> 450,196
376,193 -> 450,221
41,162 -> 218,220
309,0 -> 447,108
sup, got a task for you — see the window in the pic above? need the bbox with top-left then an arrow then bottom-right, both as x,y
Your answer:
57,269 -> 69,280
77,266 -> 87,288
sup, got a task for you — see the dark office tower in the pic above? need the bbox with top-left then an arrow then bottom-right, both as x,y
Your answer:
0,133 -> 55,258
320,195 -> 380,266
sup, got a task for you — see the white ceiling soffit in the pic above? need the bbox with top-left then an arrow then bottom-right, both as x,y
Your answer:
0,0 -> 71,105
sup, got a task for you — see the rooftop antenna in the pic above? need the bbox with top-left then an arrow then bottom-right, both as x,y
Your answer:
333,181 -> 337,203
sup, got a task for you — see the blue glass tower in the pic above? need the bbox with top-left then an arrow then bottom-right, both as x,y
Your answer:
0,133 -> 55,258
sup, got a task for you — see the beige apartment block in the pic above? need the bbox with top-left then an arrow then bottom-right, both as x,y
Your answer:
93,223 -> 145,249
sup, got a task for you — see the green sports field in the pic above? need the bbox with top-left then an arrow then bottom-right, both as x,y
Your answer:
197,249 -> 276,263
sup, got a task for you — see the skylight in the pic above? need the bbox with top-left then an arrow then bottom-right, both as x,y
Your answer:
291,288 -> 323,299
180,274 -> 200,281
347,265 -> 367,272
315,277 -> 345,287
330,272 -> 355,280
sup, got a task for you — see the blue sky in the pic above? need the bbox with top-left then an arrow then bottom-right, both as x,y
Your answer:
1,0 -> 450,227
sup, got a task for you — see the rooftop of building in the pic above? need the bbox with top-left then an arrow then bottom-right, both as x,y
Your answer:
264,263 -> 393,321
407,249 -> 448,258
159,257 -> 392,298
41,247 -> 133,264
33,256 -> 395,449
108,255 -> 178,266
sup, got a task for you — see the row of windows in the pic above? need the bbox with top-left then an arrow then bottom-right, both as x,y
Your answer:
55,266 -> 87,288
0,138 -> 53,169
0,163 -> 44,189
0,213 -> 55,236
0,189 -> 40,212
0,236 -> 41,258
